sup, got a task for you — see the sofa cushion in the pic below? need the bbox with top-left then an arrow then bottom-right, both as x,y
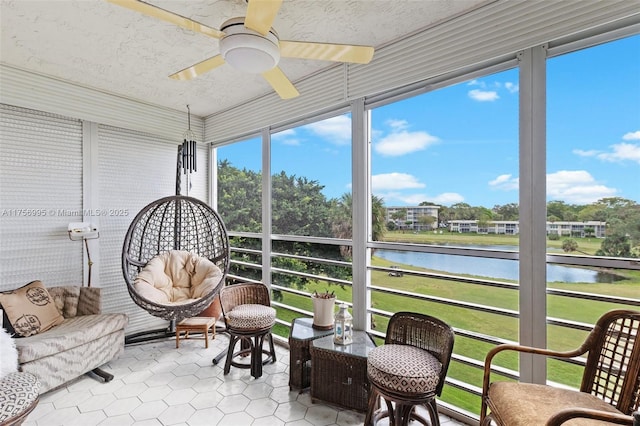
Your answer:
48,286 -> 81,318
14,313 -> 128,363
487,382 -> 624,426
0,281 -> 64,337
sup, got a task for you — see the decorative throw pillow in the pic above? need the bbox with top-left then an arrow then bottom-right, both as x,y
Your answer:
0,281 -> 64,337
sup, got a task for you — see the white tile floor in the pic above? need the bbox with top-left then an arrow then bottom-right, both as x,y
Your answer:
23,331 -> 469,426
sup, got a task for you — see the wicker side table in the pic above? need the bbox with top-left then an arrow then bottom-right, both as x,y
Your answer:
289,317 -> 334,390
310,331 -> 377,412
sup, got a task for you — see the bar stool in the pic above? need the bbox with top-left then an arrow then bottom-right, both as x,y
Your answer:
365,312 -> 454,426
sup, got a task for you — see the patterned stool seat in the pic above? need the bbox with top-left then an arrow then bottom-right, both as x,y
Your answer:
227,304 -> 276,330
368,344 -> 442,396
0,372 -> 40,424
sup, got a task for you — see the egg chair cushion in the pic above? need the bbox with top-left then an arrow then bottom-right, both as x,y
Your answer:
134,250 -> 223,305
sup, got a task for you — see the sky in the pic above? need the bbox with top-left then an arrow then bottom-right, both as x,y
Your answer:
219,34 -> 640,209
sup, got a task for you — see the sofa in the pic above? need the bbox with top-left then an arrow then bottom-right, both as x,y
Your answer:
7,285 -> 128,393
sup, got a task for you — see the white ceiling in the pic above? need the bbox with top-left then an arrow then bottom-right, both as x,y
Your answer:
0,0 -> 489,118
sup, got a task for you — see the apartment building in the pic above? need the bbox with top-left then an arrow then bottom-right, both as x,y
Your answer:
448,220 -> 607,237
386,205 -> 440,231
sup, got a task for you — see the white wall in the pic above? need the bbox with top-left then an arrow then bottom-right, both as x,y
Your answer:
0,102 -> 209,335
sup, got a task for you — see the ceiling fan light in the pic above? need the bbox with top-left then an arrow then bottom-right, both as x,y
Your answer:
221,34 -> 280,73
219,18 -> 281,74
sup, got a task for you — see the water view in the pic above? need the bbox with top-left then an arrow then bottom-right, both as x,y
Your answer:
375,248 -> 624,283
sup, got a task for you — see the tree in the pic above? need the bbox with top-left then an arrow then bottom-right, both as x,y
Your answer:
450,202 -> 474,220
217,159 -> 262,232
371,195 -> 387,242
596,232 -> 632,257
438,205 -> 453,227
577,204 -> 607,222
562,239 -> 578,253
587,198 -> 640,255
330,193 -> 387,258
391,208 -> 407,228
493,203 -> 519,221
584,227 -> 595,238
418,214 -> 436,231
271,171 -> 334,236
547,200 -> 580,222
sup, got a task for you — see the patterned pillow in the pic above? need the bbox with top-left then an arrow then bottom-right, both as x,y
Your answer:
0,281 -> 64,337
226,304 -> 276,330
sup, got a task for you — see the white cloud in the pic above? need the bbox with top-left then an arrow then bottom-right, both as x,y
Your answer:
573,149 -> 599,157
504,82 -> 519,93
380,192 -> 430,205
489,174 -> 518,190
488,170 -> 618,203
374,130 -> 439,156
547,170 -> 617,204
623,130 -> 640,140
272,128 -> 300,145
467,79 -> 485,88
598,142 -> 640,164
468,89 -> 499,102
431,192 -> 465,205
274,129 -> 295,137
372,173 -> 425,191
386,119 -> 409,131
303,115 -> 351,145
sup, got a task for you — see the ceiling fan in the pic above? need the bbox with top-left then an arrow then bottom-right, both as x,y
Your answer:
107,0 -> 375,99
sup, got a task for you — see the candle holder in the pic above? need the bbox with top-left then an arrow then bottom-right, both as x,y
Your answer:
334,303 -> 353,345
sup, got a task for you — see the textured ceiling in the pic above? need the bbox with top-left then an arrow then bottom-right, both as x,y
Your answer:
1,0 -> 488,117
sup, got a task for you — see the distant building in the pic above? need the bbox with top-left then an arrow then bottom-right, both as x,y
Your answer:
449,220 -> 519,235
448,220 -> 607,238
546,221 -> 607,238
386,205 -> 440,231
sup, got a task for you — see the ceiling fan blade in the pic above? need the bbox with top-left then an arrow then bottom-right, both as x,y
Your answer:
262,67 -> 299,99
169,55 -> 225,80
244,0 -> 283,36
107,0 -> 224,39
280,41 -> 374,64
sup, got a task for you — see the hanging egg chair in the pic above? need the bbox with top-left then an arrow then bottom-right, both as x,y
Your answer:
122,113 -> 229,326
122,195 -> 230,323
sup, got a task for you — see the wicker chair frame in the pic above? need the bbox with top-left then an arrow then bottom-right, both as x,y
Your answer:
122,195 -> 230,323
218,282 -> 276,379
365,311 -> 455,426
481,309 -> 640,426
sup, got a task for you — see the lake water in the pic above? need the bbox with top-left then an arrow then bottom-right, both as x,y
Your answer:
375,248 -> 623,283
